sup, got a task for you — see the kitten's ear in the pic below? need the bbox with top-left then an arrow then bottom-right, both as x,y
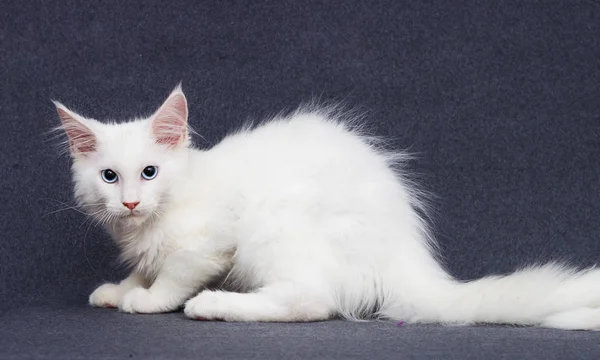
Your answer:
151,85 -> 188,147
53,101 -> 97,156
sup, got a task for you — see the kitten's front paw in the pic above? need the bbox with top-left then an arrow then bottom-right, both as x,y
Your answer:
119,287 -> 173,314
89,283 -> 122,308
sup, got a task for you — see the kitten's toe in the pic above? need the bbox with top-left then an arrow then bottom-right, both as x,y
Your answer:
119,287 -> 162,314
89,283 -> 121,308
184,291 -> 225,321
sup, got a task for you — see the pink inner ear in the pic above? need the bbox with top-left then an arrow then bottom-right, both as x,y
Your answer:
152,93 -> 188,147
57,108 -> 97,155
66,126 -> 96,153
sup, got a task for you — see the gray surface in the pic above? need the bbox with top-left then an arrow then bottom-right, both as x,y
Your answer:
2,306 -> 600,360
1,0 -> 600,358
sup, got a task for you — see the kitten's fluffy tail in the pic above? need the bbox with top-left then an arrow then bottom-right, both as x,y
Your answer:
383,263 -> 600,330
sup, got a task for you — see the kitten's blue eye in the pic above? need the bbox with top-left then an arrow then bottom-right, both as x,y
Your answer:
101,169 -> 118,183
141,166 -> 158,180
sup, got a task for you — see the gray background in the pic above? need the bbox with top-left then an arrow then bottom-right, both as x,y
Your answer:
1,0 -> 599,358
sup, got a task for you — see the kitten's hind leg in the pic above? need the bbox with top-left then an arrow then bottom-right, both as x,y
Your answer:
184,283 -> 334,322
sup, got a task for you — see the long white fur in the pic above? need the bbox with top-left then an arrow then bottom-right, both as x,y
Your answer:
55,87 -> 600,330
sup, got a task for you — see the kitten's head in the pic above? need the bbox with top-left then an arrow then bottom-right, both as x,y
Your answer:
55,86 -> 190,226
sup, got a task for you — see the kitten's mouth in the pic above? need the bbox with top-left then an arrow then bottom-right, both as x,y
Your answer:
118,210 -> 143,219
118,212 -> 147,223
113,208 -> 151,220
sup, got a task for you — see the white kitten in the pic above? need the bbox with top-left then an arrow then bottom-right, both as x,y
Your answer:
55,86 -> 600,330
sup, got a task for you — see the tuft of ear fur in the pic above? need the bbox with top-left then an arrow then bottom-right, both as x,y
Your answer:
151,85 -> 188,147
53,101 -> 97,156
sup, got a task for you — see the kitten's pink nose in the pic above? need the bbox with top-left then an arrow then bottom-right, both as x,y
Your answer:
122,202 -> 139,210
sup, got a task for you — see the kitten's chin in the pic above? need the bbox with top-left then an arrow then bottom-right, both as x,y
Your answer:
117,212 -> 152,226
